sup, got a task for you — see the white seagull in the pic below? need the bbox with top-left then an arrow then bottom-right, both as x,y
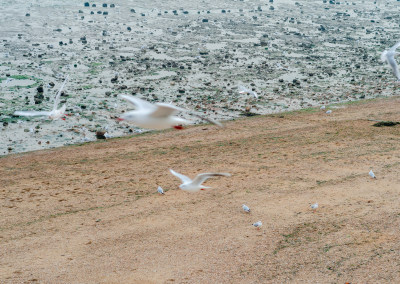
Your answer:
381,41 -> 400,81
369,170 -> 376,179
310,203 -> 318,211
252,221 -> 262,229
320,105 -> 326,110
242,204 -> 251,213
238,85 -> 258,98
326,110 -> 332,114
14,76 -> 69,120
169,169 -> 231,192
157,186 -> 165,194
118,95 -> 222,129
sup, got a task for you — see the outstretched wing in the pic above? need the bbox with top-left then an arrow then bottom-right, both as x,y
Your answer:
151,103 -> 185,118
14,111 -> 52,117
238,85 -> 249,94
389,41 -> 400,52
387,56 -> 400,80
120,95 -> 155,110
170,169 -> 192,184
53,75 -> 69,110
191,173 -> 231,186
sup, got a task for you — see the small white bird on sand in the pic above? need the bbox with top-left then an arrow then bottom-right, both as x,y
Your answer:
252,221 -> 262,229
14,76 -> 69,120
369,170 -> 376,179
381,41 -> 400,81
157,186 -> 164,195
320,105 -> 326,110
310,203 -> 318,211
169,169 -> 231,192
242,204 -> 251,213
118,95 -> 222,129
326,110 -> 332,114
238,85 -> 258,98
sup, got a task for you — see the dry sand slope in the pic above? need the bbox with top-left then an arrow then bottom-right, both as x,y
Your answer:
1,97 -> 400,283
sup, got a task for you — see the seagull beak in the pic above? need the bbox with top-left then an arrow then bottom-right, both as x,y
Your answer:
173,125 -> 184,130
116,118 -> 124,121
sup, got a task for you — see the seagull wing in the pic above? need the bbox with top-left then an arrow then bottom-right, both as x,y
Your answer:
14,110 -> 52,117
120,95 -> 155,110
53,75 -> 69,110
389,41 -> 400,52
387,56 -> 400,80
238,85 -> 249,94
189,113 -> 223,127
151,103 -> 185,118
191,173 -> 231,186
170,169 -> 192,184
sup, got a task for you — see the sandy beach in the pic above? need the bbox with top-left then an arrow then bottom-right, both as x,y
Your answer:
1,0 -> 400,154
1,97 -> 400,283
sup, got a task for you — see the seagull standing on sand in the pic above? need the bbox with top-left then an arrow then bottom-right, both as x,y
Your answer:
252,221 -> 262,229
169,169 -> 231,192
242,204 -> 251,213
238,85 -> 258,98
381,41 -> 400,81
157,186 -> 165,195
14,76 -> 69,120
369,170 -> 376,179
310,203 -> 318,211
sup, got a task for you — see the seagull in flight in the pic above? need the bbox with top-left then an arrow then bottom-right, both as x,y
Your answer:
118,95 -> 189,129
169,169 -> 231,192
118,95 -> 222,129
381,41 -> 400,81
238,85 -> 258,98
14,75 -> 69,120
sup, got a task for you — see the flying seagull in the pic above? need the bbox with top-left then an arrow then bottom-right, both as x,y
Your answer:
238,85 -> 258,98
169,169 -> 231,192
118,95 -> 222,129
14,75 -> 69,120
381,41 -> 400,81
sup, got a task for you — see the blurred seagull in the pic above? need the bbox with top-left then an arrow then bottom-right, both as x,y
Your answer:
320,105 -> 326,110
157,186 -> 165,195
118,95 -> 222,129
326,110 -> 332,114
118,95 -> 189,130
381,41 -> 400,81
310,203 -> 318,211
238,85 -> 258,98
14,75 -> 69,120
369,170 -> 376,179
252,221 -> 262,229
169,169 -> 231,192
242,204 -> 251,213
